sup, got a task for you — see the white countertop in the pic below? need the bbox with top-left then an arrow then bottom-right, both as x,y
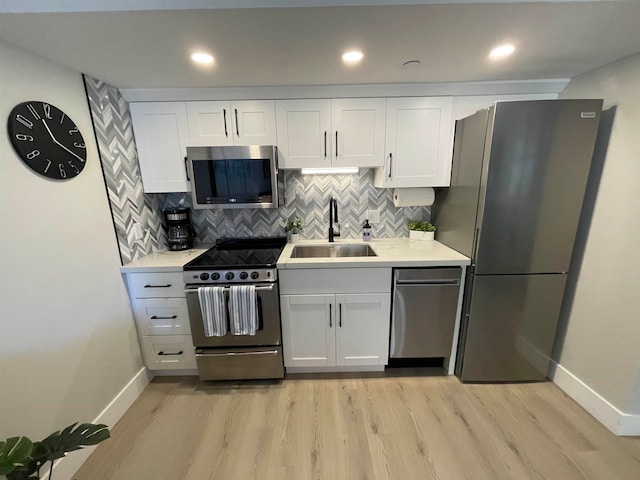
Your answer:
277,238 -> 470,269
120,247 -> 209,273
120,238 -> 470,273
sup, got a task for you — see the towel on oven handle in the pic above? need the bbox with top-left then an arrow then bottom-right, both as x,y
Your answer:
198,286 -> 228,337
229,285 -> 258,336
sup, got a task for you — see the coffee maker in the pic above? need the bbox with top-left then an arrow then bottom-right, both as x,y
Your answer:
164,208 -> 196,251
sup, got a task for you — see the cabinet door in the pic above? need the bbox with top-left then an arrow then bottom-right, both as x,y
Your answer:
133,297 -> 191,336
335,293 -> 390,366
331,98 -> 386,168
374,97 -> 453,188
186,101 -> 233,146
276,99 -> 331,169
231,100 -> 277,146
281,294 -> 335,367
130,102 -> 190,192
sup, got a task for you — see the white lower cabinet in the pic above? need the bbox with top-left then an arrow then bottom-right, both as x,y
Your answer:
279,268 -> 391,371
125,271 -> 196,372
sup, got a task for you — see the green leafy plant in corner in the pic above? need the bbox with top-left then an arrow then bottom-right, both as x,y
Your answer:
408,220 -> 436,232
284,216 -> 304,234
0,423 -> 110,480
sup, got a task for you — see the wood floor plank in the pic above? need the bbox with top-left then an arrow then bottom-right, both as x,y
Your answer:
73,372 -> 640,480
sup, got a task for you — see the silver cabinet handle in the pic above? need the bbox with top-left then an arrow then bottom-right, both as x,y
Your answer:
158,350 -> 183,356
234,108 -> 239,136
144,284 -> 171,288
335,131 -> 338,157
150,315 -> 178,319
223,109 -> 228,137
339,303 -> 342,327
388,153 -> 393,178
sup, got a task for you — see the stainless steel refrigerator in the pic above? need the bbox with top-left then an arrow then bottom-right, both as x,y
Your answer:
432,99 -> 602,382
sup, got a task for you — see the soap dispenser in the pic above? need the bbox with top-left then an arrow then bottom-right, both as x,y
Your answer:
362,219 -> 372,242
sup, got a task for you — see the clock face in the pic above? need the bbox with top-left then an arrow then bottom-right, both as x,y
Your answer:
7,101 -> 87,180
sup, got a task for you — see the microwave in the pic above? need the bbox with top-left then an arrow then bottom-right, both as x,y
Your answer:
186,145 -> 281,209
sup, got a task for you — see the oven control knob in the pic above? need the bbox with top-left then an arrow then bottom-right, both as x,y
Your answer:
225,272 -> 235,280
211,272 -> 220,281
250,271 -> 259,280
240,272 -> 248,280
199,272 -> 210,281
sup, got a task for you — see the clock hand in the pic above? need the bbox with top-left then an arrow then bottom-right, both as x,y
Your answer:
43,118 -> 85,162
42,118 -> 58,142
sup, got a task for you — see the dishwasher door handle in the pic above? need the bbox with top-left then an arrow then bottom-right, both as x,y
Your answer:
395,279 -> 460,286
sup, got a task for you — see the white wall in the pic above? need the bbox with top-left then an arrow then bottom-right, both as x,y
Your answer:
554,52 -> 640,431
0,40 -> 144,445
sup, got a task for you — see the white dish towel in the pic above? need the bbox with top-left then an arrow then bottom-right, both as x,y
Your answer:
198,286 -> 227,337
229,285 -> 258,336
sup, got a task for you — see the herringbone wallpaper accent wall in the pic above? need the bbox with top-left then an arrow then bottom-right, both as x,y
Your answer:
86,76 -> 431,264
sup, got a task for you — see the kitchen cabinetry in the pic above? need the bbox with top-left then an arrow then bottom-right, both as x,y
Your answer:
374,96 -> 453,188
129,102 -> 190,193
186,100 -> 277,146
125,271 -> 196,371
276,98 -> 386,169
279,268 -> 391,371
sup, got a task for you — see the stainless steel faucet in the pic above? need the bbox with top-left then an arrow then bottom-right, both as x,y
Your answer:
328,196 -> 340,242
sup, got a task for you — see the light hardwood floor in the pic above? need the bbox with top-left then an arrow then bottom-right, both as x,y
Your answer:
75,370 -> 640,480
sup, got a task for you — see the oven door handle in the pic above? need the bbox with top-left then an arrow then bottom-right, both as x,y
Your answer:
185,285 -> 274,294
195,350 -> 279,357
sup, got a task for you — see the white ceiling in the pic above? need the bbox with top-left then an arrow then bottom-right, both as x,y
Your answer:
1,1 -> 639,89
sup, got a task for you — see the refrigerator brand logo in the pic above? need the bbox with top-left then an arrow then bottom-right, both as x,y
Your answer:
581,112 -> 597,118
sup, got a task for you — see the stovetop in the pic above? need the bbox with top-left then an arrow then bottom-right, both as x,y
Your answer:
184,237 -> 287,270
183,237 -> 287,285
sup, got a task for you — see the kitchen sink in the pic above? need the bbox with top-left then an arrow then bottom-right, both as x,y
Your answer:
290,244 -> 377,258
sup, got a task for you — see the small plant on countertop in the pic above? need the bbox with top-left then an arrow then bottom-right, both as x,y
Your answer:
408,220 -> 436,232
284,216 -> 304,234
0,423 -> 110,480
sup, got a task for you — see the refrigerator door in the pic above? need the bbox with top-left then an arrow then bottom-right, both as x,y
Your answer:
474,99 -> 602,275
432,109 -> 489,259
456,272 -> 567,382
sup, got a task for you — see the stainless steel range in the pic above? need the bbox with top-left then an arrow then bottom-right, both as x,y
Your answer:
184,237 -> 287,381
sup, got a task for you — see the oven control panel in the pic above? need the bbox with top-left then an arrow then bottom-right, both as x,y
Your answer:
184,268 -> 278,285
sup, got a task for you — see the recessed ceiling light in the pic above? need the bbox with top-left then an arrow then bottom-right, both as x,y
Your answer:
342,50 -> 364,64
489,44 -> 515,59
191,52 -> 214,64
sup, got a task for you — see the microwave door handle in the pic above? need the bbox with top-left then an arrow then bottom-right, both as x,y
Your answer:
184,157 -> 190,181
223,109 -> 228,137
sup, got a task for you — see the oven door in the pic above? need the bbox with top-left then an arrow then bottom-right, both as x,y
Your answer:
185,282 -> 282,348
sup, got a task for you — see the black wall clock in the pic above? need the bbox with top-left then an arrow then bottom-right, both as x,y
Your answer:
7,101 -> 87,180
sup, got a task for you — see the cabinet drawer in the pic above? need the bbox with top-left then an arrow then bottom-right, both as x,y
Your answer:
127,272 -> 184,298
133,298 -> 191,335
140,335 -> 196,370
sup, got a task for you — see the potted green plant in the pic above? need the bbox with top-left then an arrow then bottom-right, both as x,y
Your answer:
284,216 -> 304,243
0,423 -> 110,480
408,220 -> 436,241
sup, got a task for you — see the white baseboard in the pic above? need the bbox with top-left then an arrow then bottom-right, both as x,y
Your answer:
549,361 -> 640,436
42,367 -> 151,480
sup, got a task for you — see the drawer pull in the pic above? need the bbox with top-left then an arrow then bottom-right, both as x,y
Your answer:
150,315 -> 178,320
158,350 -> 183,356
196,350 -> 277,357
144,284 -> 172,288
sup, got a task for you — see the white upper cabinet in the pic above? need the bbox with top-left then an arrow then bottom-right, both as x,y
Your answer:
374,97 -> 454,188
276,98 -> 386,169
129,102 -> 190,193
186,100 -> 277,146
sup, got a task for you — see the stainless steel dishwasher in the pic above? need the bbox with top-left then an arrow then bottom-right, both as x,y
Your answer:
390,268 -> 462,358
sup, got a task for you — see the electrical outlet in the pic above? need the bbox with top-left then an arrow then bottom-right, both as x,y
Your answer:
366,209 -> 381,223
132,222 -> 143,240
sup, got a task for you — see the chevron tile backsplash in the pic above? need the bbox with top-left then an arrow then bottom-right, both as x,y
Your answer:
86,76 -> 431,264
